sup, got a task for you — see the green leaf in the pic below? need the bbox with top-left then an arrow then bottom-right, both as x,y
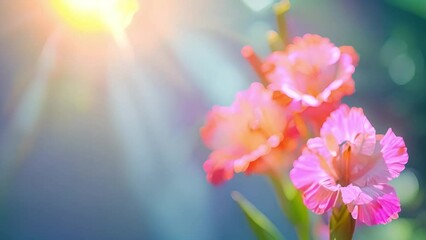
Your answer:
269,175 -> 311,240
232,191 -> 285,240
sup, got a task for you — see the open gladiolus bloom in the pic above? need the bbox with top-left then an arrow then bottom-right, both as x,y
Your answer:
290,105 -> 408,225
201,83 -> 300,185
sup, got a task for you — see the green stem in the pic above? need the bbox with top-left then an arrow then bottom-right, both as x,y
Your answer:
330,205 -> 356,240
270,174 -> 311,240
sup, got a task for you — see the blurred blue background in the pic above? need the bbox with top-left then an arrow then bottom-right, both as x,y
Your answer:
0,0 -> 424,239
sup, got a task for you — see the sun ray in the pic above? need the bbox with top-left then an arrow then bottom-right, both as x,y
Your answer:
0,32 -> 59,192
106,54 -> 156,183
105,30 -> 213,239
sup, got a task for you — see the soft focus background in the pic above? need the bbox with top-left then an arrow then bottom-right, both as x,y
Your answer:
0,0 -> 425,239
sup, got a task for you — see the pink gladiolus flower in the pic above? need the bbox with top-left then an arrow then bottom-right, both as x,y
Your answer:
290,105 -> 408,225
201,83 -> 295,185
264,34 -> 358,108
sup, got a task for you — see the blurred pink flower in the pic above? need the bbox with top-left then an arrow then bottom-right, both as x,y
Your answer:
201,83 -> 296,185
263,34 -> 358,108
290,105 -> 408,225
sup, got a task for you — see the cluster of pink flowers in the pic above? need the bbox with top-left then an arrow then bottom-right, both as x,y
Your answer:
201,34 -> 408,226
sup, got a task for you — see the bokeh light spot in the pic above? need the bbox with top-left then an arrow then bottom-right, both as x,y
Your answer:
383,219 -> 413,240
389,53 -> 416,85
380,37 -> 407,67
391,169 -> 419,206
358,218 -> 414,240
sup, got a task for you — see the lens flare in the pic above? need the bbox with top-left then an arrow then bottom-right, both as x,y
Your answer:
50,0 -> 139,32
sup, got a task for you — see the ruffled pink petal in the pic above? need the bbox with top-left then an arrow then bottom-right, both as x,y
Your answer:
317,79 -> 344,103
380,128 -> 409,180
287,34 -> 340,68
302,180 -> 340,214
350,149 -> 391,186
341,184 -> 400,226
264,53 -> 301,102
350,128 -> 408,188
290,146 -> 339,214
246,147 -> 286,174
233,134 -> 282,173
327,77 -> 355,103
340,46 -> 359,66
320,105 -> 376,155
317,54 -> 355,102
204,134 -> 286,184
203,151 -> 235,185
265,34 -> 357,108
306,137 -> 336,163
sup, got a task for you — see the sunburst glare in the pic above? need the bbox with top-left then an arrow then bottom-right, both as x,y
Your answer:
49,0 -> 139,33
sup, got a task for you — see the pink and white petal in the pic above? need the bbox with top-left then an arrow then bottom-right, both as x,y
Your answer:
317,79 -> 344,102
301,94 -> 321,107
280,85 -> 303,102
320,105 -> 376,155
336,53 -> 356,81
341,184 -> 400,226
290,149 -> 340,214
303,179 -> 340,214
318,54 -> 354,102
248,147 -> 287,174
380,128 -> 409,180
321,53 -> 355,103
290,148 -> 334,189
233,143 -> 270,173
350,151 -> 391,186
327,78 -> 355,104
340,46 -> 359,66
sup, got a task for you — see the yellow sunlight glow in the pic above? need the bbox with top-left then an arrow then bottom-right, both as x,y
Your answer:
50,0 -> 139,32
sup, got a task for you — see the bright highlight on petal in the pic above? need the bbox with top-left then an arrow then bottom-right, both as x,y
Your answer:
49,0 -> 139,32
